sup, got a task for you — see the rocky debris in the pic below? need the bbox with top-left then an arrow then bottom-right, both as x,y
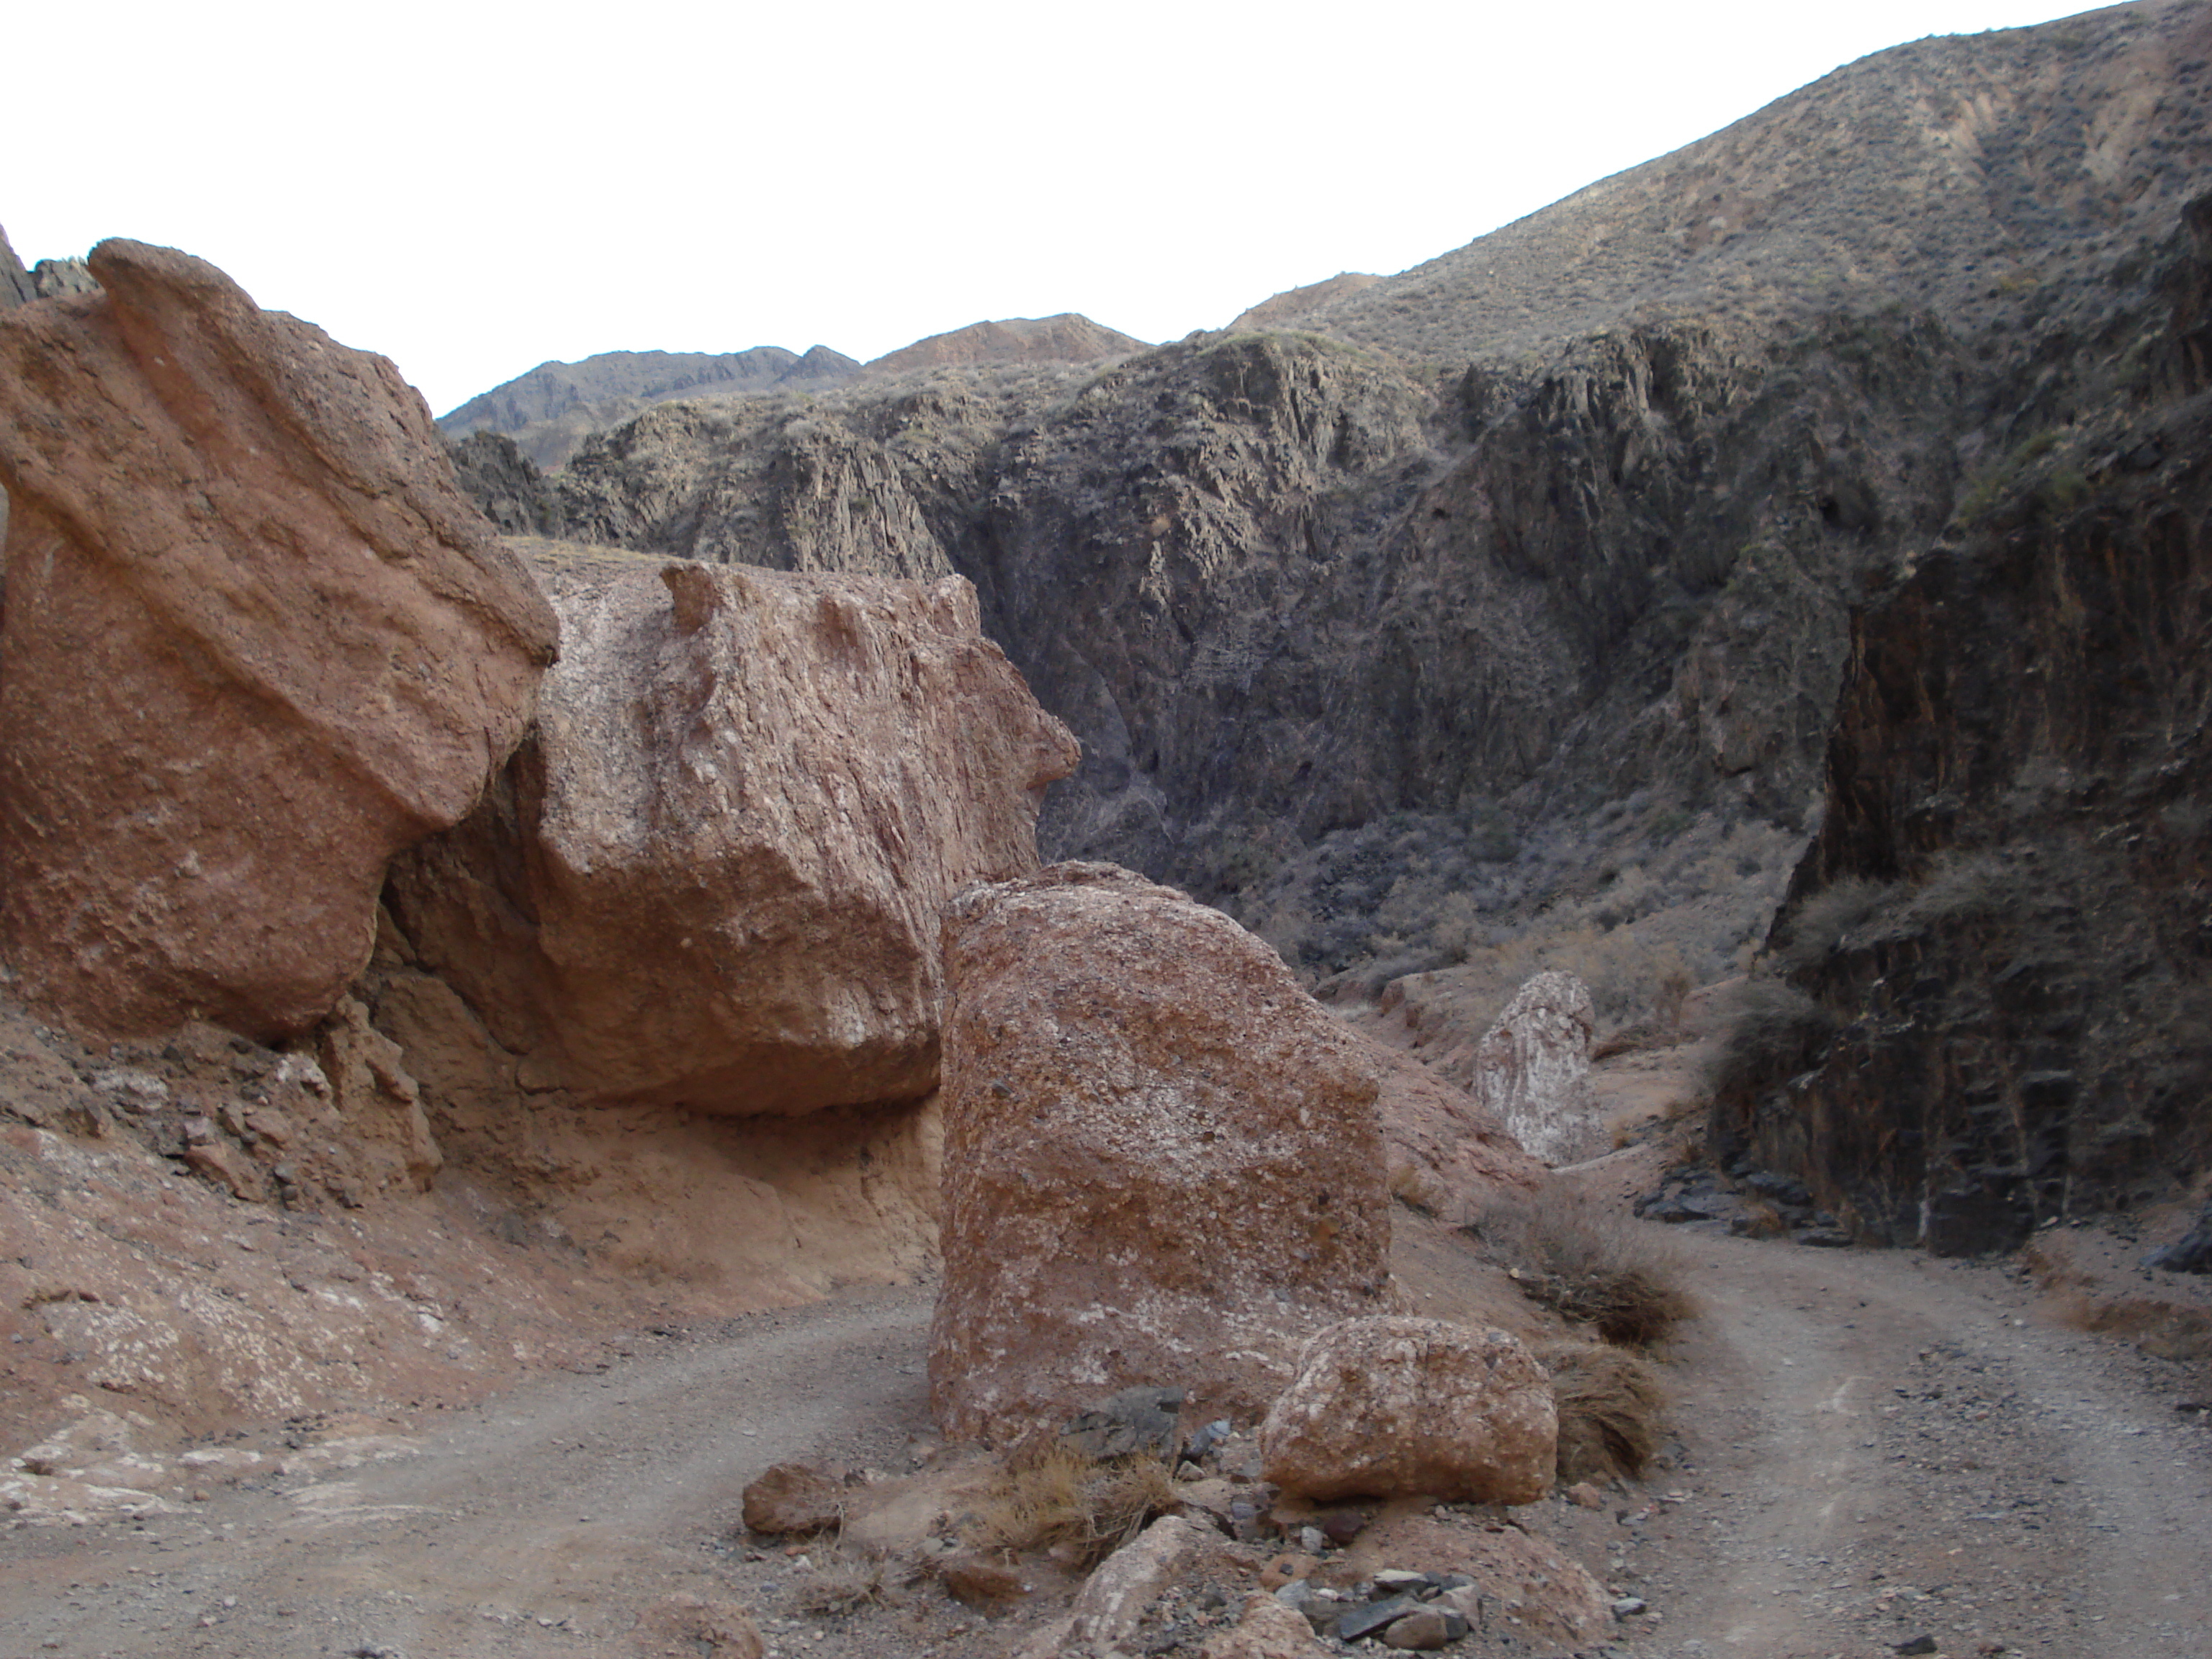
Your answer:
927,863 -> 1393,1446
0,239 -> 558,1042
1473,971 -> 1599,1165
1258,1316 -> 1555,1505
1635,1159 -> 1853,1247
1015,1514 -> 1256,1659
316,996 -> 441,1197
1064,1385 -> 1186,1460
31,256 -> 98,299
1197,1590 -> 1330,1658
2146,1201 -> 2212,1274
740,1461 -> 850,1536
385,547 -> 1076,1113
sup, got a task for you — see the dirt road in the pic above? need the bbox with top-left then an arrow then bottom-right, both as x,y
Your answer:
3,1226 -> 2209,1658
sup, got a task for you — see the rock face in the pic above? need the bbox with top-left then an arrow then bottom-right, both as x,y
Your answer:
0,225 -> 33,307
1473,972 -> 1599,1165
928,864 -> 1394,1445
0,240 -> 559,1041
386,544 -> 1077,1112
446,431 -> 565,538
1256,1316 -> 1555,1505
498,4 -> 2212,1028
1712,187 -> 2212,1254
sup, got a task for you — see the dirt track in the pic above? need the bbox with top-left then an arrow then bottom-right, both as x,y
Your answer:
3,1223 -> 2209,1658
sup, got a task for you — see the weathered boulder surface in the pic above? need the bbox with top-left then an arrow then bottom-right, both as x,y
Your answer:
0,240 -> 559,1040
928,863 -> 1394,1445
1473,971 -> 1599,1165
386,544 -> 1078,1112
1257,1316 -> 1555,1505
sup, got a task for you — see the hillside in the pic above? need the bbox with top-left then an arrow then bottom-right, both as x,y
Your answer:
436,344 -> 863,469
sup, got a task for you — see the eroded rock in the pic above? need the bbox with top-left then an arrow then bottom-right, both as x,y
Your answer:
929,864 -> 1393,1446
1473,972 -> 1599,1165
0,240 -> 558,1041
1257,1316 -> 1555,1505
386,546 -> 1077,1112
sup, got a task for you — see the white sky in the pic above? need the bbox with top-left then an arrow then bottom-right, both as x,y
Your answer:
7,0 -> 2093,416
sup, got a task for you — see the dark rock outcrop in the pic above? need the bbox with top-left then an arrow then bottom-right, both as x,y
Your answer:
1711,188 -> 2212,1254
0,225 -> 33,308
440,346 -> 862,471
448,431 -> 565,538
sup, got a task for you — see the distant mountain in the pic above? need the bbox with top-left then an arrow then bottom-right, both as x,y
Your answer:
1228,273 -> 1380,333
439,346 -> 861,470
864,314 -> 1146,376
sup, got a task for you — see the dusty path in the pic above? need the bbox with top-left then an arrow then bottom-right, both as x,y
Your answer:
1604,1231 -> 2212,1659
0,1288 -> 950,1659
5,1229 -> 2211,1659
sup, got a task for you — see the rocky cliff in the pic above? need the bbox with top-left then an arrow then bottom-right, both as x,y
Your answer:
0,225 -> 33,308
475,2 -> 2208,1028
439,345 -> 864,470
1710,183 -> 2212,1254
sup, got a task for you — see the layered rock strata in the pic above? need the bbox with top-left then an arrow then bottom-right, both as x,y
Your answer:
0,240 -> 558,1040
927,863 -> 1394,1445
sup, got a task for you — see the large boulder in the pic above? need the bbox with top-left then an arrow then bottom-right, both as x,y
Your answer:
928,863 -> 1394,1446
385,546 -> 1079,1111
1257,1316 -> 1555,1505
1473,971 -> 1599,1164
0,240 -> 559,1040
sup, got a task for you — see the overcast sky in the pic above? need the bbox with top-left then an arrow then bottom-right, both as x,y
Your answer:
9,0 -> 2092,416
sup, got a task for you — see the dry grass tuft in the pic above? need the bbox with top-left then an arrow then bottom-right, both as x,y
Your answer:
1538,1341 -> 1667,1483
962,1442 -> 1177,1568
792,1544 -> 910,1615
1465,1187 -> 1697,1347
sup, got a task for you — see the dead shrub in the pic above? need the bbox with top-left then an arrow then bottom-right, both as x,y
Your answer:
1464,1187 -> 1696,1347
1700,974 -> 1834,1105
1389,1160 -> 1450,1217
793,1544 -> 909,1615
1537,1341 -> 1665,1483
963,1442 -> 1177,1568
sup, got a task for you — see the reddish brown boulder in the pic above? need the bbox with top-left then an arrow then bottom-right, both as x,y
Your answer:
927,864 -> 1394,1447
385,545 -> 1079,1112
0,241 -> 557,1040
739,1461 -> 849,1535
1257,1316 -> 1555,1504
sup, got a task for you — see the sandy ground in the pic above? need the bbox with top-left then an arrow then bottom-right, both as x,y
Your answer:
3,1197 -> 2210,1659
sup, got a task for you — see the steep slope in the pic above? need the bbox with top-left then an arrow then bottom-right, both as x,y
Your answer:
1709,186 -> 2212,1254
0,224 -> 32,308
1295,0 -> 2212,367
516,5 -> 2211,1012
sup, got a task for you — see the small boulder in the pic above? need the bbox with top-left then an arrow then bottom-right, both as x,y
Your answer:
739,1462 -> 848,1536
1258,1316 -> 1555,1505
1200,1591 -> 1331,1658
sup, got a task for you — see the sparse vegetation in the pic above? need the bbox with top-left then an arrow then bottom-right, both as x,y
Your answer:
1701,974 -> 1835,1104
1465,1187 -> 1696,1347
962,1442 -> 1177,1568
1537,1341 -> 1668,1483
793,1544 -> 910,1614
